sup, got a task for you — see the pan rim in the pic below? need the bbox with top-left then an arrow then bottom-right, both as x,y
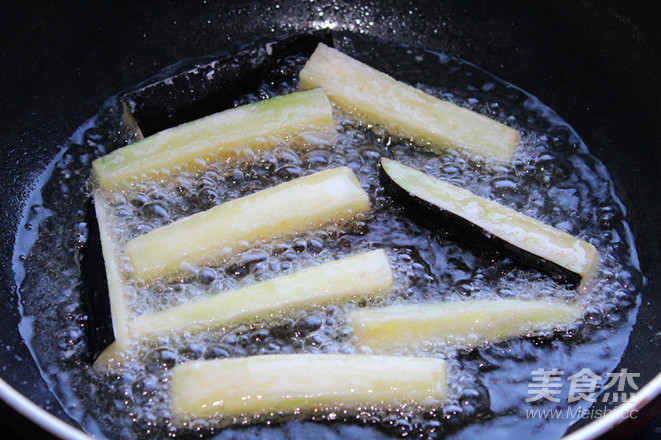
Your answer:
562,372 -> 661,440
0,378 -> 91,440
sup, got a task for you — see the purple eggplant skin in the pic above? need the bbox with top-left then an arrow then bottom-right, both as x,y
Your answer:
121,30 -> 334,137
378,159 -> 583,286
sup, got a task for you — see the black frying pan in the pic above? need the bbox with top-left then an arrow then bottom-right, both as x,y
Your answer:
0,1 -> 659,439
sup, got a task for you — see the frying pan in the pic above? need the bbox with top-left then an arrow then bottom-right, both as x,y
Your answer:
0,1 -> 659,438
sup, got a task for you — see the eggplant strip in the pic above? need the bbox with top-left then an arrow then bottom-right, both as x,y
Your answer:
129,250 -> 393,339
349,299 -> 583,351
93,88 -> 335,189
170,354 -> 447,419
300,43 -> 519,160
379,158 -> 599,286
92,191 -> 131,350
125,166 -> 370,283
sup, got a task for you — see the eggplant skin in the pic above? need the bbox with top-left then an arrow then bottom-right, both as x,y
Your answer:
378,159 -> 585,286
121,30 -> 333,137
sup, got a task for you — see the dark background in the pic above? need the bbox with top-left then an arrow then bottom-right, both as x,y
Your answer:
0,1 -> 659,439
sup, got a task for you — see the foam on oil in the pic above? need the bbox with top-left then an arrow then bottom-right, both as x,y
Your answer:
12,34 -> 641,440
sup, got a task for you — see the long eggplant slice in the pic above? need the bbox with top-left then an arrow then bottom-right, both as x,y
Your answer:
129,250 -> 393,339
125,166 -> 370,283
122,30 -> 333,137
92,191 -> 131,350
93,88 -> 335,189
379,158 -> 599,286
349,299 -> 583,351
299,43 -> 519,160
170,354 -> 447,420
80,198 -> 115,358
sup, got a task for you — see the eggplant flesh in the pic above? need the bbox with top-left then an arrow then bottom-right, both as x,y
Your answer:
349,299 -> 583,351
94,88 -> 335,189
300,43 -> 519,160
92,191 -> 131,350
170,354 -> 447,419
125,166 -> 370,283
379,158 -> 599,287
122,30 -> 334,137
129,250 -> 393,339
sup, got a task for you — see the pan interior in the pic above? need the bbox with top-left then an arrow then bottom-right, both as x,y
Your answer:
12,33 -> 642,439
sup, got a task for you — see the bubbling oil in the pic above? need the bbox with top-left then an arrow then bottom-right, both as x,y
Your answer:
13,34 -> 641,440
